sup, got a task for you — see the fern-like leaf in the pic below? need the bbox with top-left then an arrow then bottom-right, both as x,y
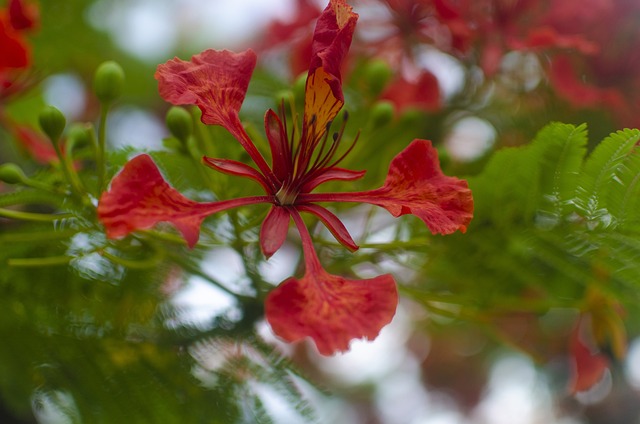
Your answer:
534,123 -> 588,226
574,128 -> 640,228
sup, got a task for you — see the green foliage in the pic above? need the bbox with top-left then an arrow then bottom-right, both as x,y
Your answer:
419,123 -> 640,318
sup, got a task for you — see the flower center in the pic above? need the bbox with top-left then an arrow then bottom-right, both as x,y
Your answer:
275,185 -> 298,206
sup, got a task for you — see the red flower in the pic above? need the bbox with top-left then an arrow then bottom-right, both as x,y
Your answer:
381,69 -> 441,113
98,0 -> 473,354
567,316 -> 609,394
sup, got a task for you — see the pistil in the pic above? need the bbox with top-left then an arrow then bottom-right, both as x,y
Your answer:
275,184 -> 298,205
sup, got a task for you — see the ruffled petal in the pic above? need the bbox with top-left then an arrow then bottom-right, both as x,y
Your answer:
98,154 -> 268,248
260,206 -> 291,258
300,139 -> 474,235
369,139 -> 473,234
302,0 -> 358,138
155,49 -> 256,131
265,268 -> 397,355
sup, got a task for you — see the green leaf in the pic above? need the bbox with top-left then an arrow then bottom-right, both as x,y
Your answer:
534,122 -> 588,226
605,136 -> 640,227
574,128 -> 640,228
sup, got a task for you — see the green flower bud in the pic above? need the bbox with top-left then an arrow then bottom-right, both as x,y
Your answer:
38,105 -> 66,142
165,106 -> 193,142
0,163 -> 27,184
66,123 -> 91,149
370,100 -> 395,128
364,59 -> 392,95
93,61 -> 125,104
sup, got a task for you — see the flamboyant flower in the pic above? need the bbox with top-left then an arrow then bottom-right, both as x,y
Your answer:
98,0 -> 473,354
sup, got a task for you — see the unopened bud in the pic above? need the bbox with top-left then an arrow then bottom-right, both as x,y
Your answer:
0,163 -> 27,184
93,61 -> 125,104
364,59 -> 392,95
38,105 -> 66,142
165,106 -> 192,142
370,100 -> 395,128
67,123 -> 91,149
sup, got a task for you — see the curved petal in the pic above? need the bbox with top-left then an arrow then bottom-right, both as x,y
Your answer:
302,0 -> 358,139
568,320 -> 609,394
202,156 -> 271,193
265,269 -> 397,355
300,167 -> 365,193
260,206 -> 291,258
300,139 -> 474,235
155,49 -> 256,130
98,154 -> 268,248
264,109 -> 290,182
296,203 -> 358,251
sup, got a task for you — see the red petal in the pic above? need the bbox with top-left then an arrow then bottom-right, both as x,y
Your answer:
9,0 -> 38,31
0,18 -> 29,70
568,322 -> 609,394
382,70 -> 441,113
202,156 -> 271,193
155,49 -> 256,131
300,140 -> 474,235
260,206 -> 290,258
549,55 -> 623,108
155,49 -> 278,187
98,154 -> 268,248
264,109 -> 290,182
296,204 -> 358,251
302,0 -> 358,138
300,167 -> 365,193
265,269 -> 397,355
372,139 -> 473,234
11,124 -> 58,164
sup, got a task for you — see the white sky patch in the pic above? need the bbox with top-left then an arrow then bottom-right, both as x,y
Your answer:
415,48 -> 465,100
43,74 -> 87,120
445,116 -> 496,162
316,306 -> 412,385
472,355 -> 561,424
169,275 -> 237,327
258,241 -> 300,285
626,337 -> 640,389
108,107 -> 167,149
88,0 -> 178,61
88,0 -> 295,60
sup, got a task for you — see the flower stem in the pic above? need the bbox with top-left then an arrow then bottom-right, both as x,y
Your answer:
290,208 -> 322,274
96,105 -> 109,193
0,208 -> 73,222
8,255 -> 72,267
